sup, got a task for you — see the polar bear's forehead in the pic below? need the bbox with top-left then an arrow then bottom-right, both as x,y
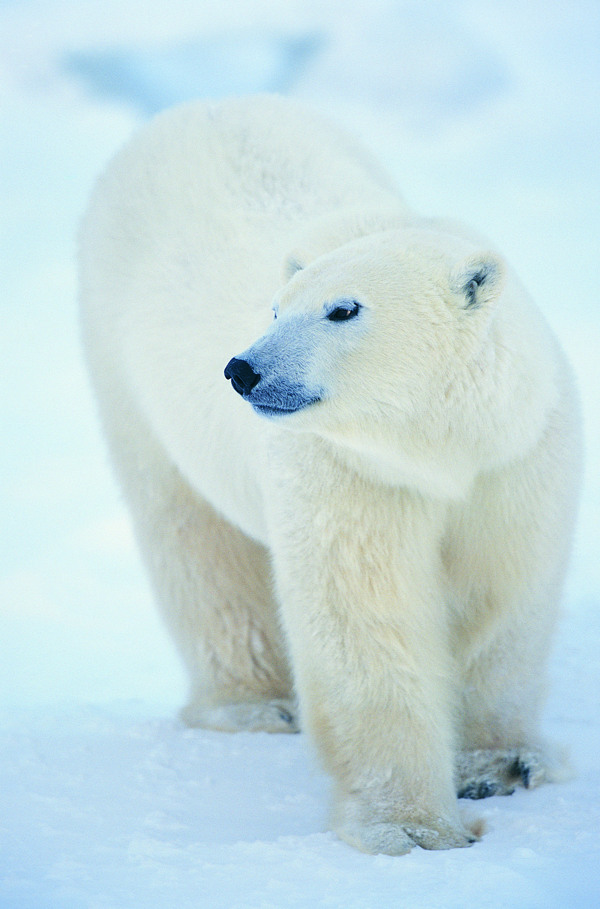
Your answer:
276,232 -> 458,316
276,268 -> 366,316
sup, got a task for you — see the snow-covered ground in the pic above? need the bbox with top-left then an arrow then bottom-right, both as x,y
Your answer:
1,1 -> 599,906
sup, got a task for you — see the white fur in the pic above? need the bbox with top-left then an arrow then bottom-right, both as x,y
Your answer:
79,95 -> 582,855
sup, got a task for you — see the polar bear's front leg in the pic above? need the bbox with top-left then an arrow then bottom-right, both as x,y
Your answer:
267,440 -> 477,855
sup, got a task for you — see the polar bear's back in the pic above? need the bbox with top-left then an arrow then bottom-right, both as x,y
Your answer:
81,95 -> 402,331
79,96 -> 404,540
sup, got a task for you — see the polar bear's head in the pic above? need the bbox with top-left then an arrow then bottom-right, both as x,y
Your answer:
223,226 -> 529,492
225,227 -> 505,422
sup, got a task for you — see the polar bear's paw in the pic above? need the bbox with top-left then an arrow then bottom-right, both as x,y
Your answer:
336,816 -> 479,855
180,698 -> 299,733
334,796 -> 481,855
455,748 -> 564,799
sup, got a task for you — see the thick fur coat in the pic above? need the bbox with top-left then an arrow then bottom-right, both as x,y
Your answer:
79,95 -> 581,854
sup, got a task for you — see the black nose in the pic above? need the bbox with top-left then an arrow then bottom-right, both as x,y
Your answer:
224,357 -> 261,396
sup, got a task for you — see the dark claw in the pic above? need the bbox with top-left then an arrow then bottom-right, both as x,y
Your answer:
458,780 -> 498,800
507,757 -> 522,780
519,761 -> 531,789
477,780 -> 498,799
457,784 -> 475,799
507,756 -> 532,787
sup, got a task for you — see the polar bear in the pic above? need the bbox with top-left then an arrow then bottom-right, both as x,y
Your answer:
79,95 -> 581,855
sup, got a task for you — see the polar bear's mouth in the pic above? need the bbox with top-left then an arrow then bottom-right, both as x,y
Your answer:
251,397 -> 321,418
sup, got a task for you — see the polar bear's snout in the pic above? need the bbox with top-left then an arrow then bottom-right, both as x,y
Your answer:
224,357 -> 261,397
223,328 -> 323,419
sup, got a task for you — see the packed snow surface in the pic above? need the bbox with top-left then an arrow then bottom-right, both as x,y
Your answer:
1,1 -> 599,906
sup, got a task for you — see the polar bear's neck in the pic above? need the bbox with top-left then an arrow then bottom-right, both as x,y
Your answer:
316,429 -> 478,500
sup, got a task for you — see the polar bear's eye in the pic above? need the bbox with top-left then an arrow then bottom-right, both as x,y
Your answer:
327,301 -> 360,322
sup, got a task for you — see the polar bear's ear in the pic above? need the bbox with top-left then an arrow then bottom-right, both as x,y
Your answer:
451,253 -> 506,310
284,256 -> 304,280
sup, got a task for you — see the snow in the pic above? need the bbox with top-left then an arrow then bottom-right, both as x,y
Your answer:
1,0 -> 599,906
